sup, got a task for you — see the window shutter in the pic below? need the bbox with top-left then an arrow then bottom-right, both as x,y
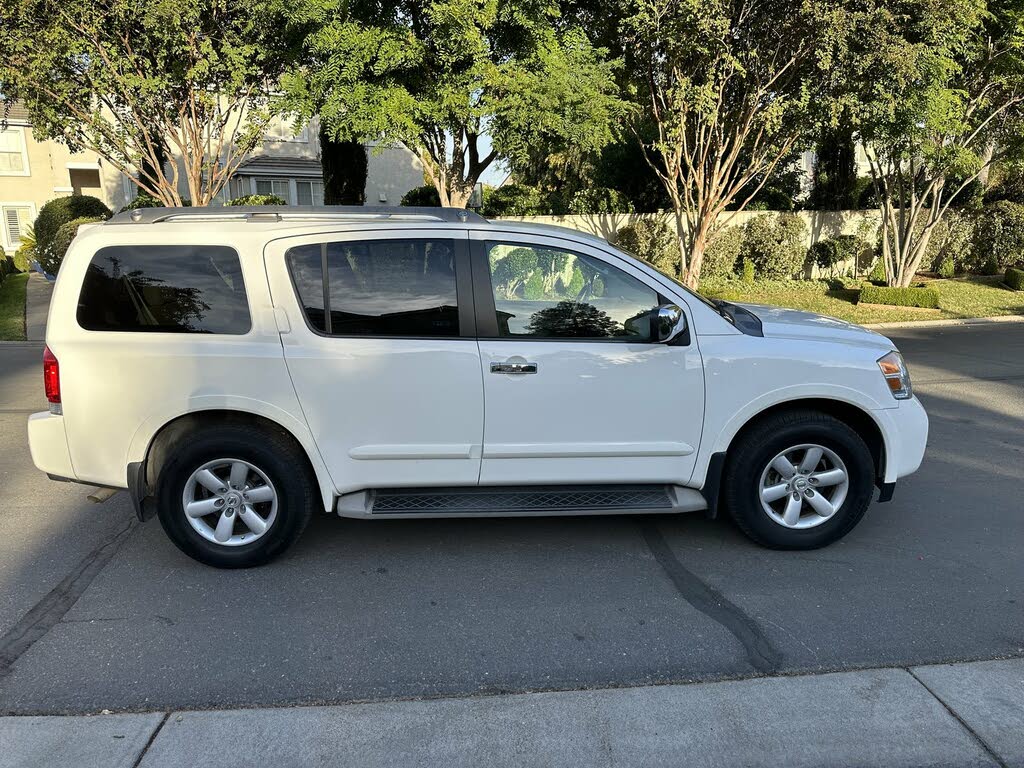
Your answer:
4,207 -> 21,245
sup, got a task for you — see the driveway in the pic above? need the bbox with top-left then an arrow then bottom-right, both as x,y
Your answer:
0,324 -> 1021,714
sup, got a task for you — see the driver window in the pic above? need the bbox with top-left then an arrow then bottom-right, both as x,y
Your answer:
485,242 -> 660,340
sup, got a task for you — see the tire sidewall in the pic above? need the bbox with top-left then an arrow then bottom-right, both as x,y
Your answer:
727,420 -> 875,549
156,427 -> 312,567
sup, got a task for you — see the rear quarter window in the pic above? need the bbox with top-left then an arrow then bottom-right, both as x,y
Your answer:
77,245 -> 251,334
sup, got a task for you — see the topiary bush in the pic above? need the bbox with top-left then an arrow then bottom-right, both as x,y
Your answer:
740,213 -> 808,279
400,185 -> 441,207
481,184 -> 544,217
859,284 -> 940,308
702,226 -> 744,281
42,217 -> 103,276
1005,266 -> 1024,291
972,201 -> 1024,272
228,194 -> 286,206
938,255 -> 956,278
615,218 -> 678,276
34,195 -> 112,265
867,257 -> 888,285
567,187 -> 633,215
809,234 -> 864,276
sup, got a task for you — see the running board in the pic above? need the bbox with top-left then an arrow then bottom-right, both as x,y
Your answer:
335,484 -> 707,519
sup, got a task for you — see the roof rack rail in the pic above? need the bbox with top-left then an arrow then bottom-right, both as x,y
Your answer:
105,205 -> 487,225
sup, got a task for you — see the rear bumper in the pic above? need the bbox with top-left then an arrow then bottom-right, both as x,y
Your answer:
876,397 -> 929,483
27,411 -> 76,480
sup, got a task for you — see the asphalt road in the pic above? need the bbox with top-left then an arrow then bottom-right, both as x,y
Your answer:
0,325 -> 1021,715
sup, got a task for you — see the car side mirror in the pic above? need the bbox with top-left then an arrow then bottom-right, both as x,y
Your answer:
655,304 -> 687,343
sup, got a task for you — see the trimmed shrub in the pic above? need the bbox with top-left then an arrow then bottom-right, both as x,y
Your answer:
867,257 -> 888,285
938,256 -> 956,278
1005,267 -> 1024,291
117,193 -> 163,213
42,216 -> 103,276
702,226 -> 744,281
741,258 -> 755,283
809,234 -> 864,275
567,187 -> 633,215
740,212 -> 808,279
400,185 -> 441,207
972,201 -> 1024,272
13,244 -> 34,273
614,218 -> 678,276
34,196 -> 112,263
859,285 -> 940,309
228,194 -> 286,206
481,184 -> 544,217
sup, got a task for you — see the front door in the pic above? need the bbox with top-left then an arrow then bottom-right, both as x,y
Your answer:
264,229 -> 483,494
471,231 -> 705,487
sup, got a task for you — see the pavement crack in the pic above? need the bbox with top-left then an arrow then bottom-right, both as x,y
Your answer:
636,520 -> 782,674
0,519 -> 137,678
132,711 -> 170,768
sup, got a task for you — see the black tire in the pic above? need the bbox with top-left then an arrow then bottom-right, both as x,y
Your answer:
155,423 -> 316,568
722,409 -> 875,549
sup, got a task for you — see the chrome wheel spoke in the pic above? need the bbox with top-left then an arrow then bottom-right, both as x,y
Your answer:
761,483 -> 790,504
245,485 -> 274,504
771,455 -> 797,480
811,468 -> 846,488
782,493 -> 803,526
238,504 -> 268,536
805,490 -> 836,519
229,461 -> 249,490
799,446 -> 823,473
185,497 -> 220,518
195,469 -> 225,494
214,511 -> 235,543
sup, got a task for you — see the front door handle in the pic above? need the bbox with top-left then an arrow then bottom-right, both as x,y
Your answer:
490,361 -> 538,375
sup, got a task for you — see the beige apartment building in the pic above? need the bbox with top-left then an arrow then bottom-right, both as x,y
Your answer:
0,104 -> 425,253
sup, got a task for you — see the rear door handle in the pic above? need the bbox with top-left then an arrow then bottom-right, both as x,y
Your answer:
490,361 -> 538,375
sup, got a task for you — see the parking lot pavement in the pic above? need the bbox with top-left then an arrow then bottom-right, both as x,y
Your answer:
0,324 -> 1021,717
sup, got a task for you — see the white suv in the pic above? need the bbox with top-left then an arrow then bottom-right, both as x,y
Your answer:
28,206 -> 928,568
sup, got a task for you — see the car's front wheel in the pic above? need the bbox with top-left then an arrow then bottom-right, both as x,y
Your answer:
722,410 -> 876,549
155,424 -> 315,568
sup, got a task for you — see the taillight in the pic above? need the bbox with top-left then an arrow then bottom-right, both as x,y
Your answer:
43,345 -> 61,414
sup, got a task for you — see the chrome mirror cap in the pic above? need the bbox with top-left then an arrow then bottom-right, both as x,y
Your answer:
656,304 -> 686,343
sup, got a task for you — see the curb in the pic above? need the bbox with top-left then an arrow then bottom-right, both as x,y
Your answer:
865,314 -> 1024,330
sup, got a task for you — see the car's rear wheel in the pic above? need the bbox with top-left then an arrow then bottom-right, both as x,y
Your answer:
156,424 -> 315,568
722,410 -> 876,549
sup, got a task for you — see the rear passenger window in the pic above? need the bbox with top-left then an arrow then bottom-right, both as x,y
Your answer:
77,245 -> 250,334
287,239 -> 460,337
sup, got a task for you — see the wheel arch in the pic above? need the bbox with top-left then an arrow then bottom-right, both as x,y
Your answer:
130,407 -> 335,516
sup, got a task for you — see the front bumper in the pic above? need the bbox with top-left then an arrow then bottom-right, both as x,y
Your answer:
27,411 -> 76,480
875,397 -> 929,484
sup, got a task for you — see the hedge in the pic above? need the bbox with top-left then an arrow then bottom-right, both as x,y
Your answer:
42,217 -> 104,276
859,284 -> 940,309
1006,267 -> 1024,291
34,196 -> 112,261
228,194 -> 286,206
399,185 -> 441,207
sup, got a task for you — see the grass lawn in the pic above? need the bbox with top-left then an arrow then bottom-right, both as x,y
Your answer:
0,272 -> 28,341
702,275 -> 1024,324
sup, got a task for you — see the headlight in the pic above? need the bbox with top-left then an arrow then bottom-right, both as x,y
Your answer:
877,351 -> 913,400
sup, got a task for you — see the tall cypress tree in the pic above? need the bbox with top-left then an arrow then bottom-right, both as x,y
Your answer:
319,127 -> 368,205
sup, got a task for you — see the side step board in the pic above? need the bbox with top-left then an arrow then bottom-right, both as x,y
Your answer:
336,484 -> 707,519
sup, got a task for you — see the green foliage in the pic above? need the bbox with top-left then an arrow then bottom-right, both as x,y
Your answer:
282,1 -> 625,206
400,186 -> 442,207
320,129 -> 367,205
523,271 -> 546,300
482,185 -> 544,217
34,196 -> 112,268
808,123 -> 859,210
43,217 -> 103,275
568,187 -> 633,215
972,201 -> 1024,272
228,194 -> 287,206
868,258 -> 888,285
810,236 -> 862,271
938,256 -> 956,278
0,0 -> 307,206
741,258 -> 755,283
859,285 -> 940,309
13,244 -> 34,273
491,247 -> 540,298
740,213 -> 808,280
614,219 -> 677,276
118,194 -> 163,213
1005,267 -> 1024,291
567,266 -> 585,295
702,227 -> 745,281
0,245 -> 7,285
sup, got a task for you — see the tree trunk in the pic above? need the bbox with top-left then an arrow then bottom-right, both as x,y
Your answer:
683,212 -> 715,290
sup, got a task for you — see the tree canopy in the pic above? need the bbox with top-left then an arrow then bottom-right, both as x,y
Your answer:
280,0 -> 626,207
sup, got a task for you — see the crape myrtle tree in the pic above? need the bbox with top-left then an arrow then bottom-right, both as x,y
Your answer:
0,0 -> 308,206
621,0 -> 843,288
839,0 -> 1024,287
281,0 -> 626,208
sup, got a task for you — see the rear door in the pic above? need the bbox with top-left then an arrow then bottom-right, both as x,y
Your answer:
263,229 -> 483,494
470,231 -> 705,486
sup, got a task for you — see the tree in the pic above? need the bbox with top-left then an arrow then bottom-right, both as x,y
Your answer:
808,122 -> 860,210
0,0 -> 307,206
621,0 -> 841,288
281,0 -> 625,207
843,0 -> 1024,286
320,127 -> 368,205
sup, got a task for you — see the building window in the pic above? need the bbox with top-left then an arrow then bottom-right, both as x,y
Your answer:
295,180 -> 324,206
0,128 -> 29,175
264,117 -> 309,143
1,204 -> 34,249
255,177 -> 293,204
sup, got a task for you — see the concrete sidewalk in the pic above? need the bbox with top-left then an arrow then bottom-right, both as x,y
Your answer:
24,272 -> 53,342
1,658 -> 1020,768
